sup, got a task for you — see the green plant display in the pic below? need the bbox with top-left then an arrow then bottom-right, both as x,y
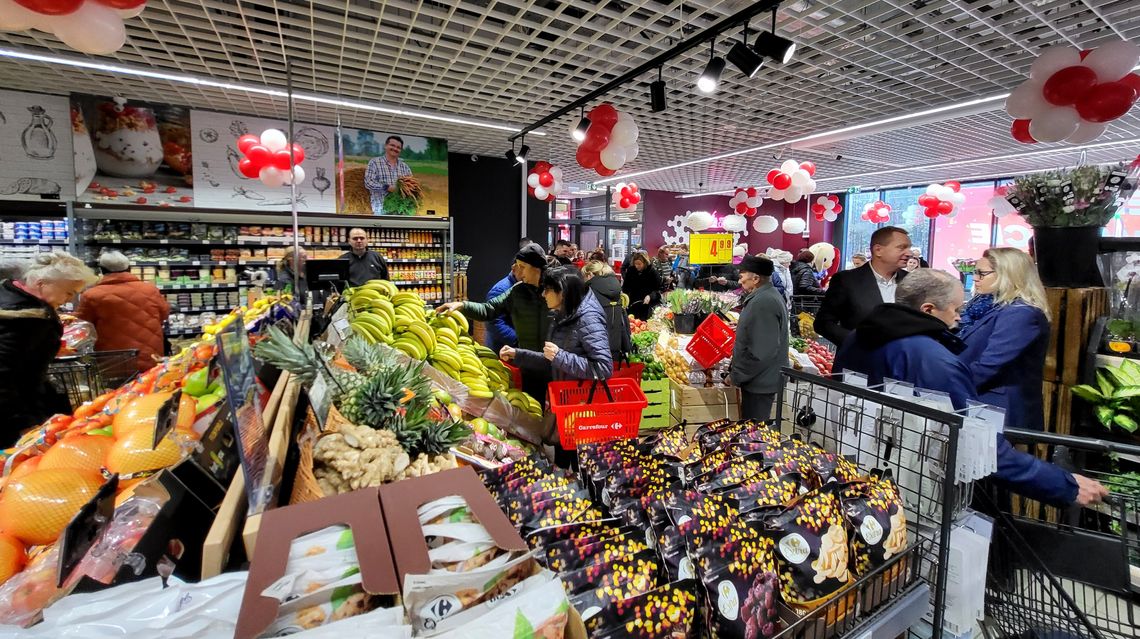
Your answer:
1007,163 -> 1130,228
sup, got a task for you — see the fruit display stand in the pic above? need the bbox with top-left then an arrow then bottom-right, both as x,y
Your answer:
638,377 -> 671,431
668,378 -> 741,427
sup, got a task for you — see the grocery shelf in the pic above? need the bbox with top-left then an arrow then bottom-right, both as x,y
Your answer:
169,306 -> 231,314
158,283 -> 240,291
135,261 -> 273,267
0,239 -> 68,245
392,280 -> 442,286
385,258 -> 444,263
844,582 -> 930,639
374,243 -> 442,248
165,326 -> 205,337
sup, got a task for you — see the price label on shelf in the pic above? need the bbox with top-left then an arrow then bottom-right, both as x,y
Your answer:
689,233 -> 734,265
160,239 -> 169,244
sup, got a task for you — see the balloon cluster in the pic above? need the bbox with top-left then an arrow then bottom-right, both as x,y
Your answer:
574,103 -> 640,177
766,160 -> 817,203
1006,40 -> 1140,144
860,200 -> 892,223
811,195 -> 843,222
526,161 -> 564,202
0,0 -> 144,55
236,130 -> 306,188
611,182 -> 641,211
728,187 -> 762,216
916,181 -> 965,218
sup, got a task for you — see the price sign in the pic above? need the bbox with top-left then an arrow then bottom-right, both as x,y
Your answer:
689,233 -> 734,265
216,323 -> 271,515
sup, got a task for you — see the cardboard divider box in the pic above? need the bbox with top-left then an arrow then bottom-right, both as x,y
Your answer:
669,379 -> 740,425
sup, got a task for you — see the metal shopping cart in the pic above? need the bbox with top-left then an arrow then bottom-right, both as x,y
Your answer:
980,429 -> 1140,639
47,349 -> 138,406
792,294 -> 825,339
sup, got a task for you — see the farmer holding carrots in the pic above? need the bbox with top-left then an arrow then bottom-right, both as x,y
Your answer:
364,135 -> 414,215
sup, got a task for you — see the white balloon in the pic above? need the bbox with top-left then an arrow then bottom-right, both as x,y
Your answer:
600,144 -> 627,171
733,245 -> 747,258
625,143 -> 639,163
260,129 -> 289,152
753,215 -> 779,233
784,185 -> 804,203
722,214 -> 748,233
611,119 -> 639,146
0,0 -> 45,31
1029,106 -> 1080,143
949,192 -> 966,206
281,169 -> 294,185
685,211 -> 715,231
551,180 -> 563,195
824,211 -> 838,222
53,3 -> 126,55
934,185 -> 954,201
627,182 -> 638,191
1066,120 -> 1107,144
260,166 -> 286,188
1082,40 -> 1140,83
1004,80 -> 1051,120
1030,46 -> 1082,80
550,166 -> 563,180
117,5 -> 146,19
768,188 -> 785,201
292,165 -> 306,184
780,159 -> 799,174
791,170 -> 810,188
816,195 -> 829,206
804,178 -> 817,194
534,185 -> 549,200
926,184 -> 941,196
782,218 -> 807,234
527,173 -> 541,188
746,196 -> 761,208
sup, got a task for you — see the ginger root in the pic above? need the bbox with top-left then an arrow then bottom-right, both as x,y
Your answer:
313,421 -> 456,495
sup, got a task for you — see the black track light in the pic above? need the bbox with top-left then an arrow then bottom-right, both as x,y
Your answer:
728,40 -> 764,78
572,107 -> 591,143
696,42 -> 725,94
650,67 -> 666,112
504,148 -> 516,162
754,31 -> 795,63
514,143 -> 530,164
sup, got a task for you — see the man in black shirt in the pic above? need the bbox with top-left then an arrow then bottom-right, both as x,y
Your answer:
341,227 -> 389,286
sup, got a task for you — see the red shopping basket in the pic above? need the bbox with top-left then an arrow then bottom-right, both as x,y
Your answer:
612,360 -> 645,381
685,313 -> 736,369
503,361 -> 523,389
548,377 -> 648,447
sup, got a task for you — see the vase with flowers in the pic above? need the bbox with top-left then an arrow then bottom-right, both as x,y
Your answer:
1006,162 -> 1138,287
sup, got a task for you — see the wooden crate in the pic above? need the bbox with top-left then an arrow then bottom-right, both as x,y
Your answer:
639,378 -> 671,431
1041,380 -> 1077,435
1043,287 -> 1108,385
669,380 -> 740,425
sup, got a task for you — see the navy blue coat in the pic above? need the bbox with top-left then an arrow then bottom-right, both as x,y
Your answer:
834,304 -> 1077,505
514,291 -> 613,382
957,301 -> 1050,431
483,272 -> 517,353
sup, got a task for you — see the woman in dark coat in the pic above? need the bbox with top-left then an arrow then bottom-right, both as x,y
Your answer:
621,250 -> 662,321
582,259 -> 632,361
957,248 -> 1051,430
790,250 -> 824,295
502,266 -> 611,466
0,253 -> 97,444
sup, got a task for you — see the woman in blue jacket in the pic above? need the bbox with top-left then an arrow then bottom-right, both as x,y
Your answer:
957,248 -> 1051,430
502,266 -> 612,465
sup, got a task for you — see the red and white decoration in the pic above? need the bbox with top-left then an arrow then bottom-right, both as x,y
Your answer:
1006,40 -> 1140,144
526,161 -> 564,202
811,195 -> 842,222
861,200 -> 892,223
728,187 -> 763,216
574,103 -> 640,177
0,0 -> 144,55
236,130 -> 307,188
611,182 -> 641,211
916,181 -> 966,218
766,160 -> 818,204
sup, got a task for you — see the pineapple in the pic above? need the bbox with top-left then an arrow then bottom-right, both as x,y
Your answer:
338,360 -> 430,431
254,325 -> 363,404
417,420 -> 469,457
342,335 -> 391,374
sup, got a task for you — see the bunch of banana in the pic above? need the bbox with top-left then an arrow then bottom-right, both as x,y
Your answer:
474,344 -> 512,391
505,388 -> 543,418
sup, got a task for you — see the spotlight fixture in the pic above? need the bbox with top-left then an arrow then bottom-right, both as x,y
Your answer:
754,8 -> 795,64
696,42 -> 725,94
650,67 -> 666,113
727,26 -> 764,78
514,142 -> 530,164
572,107 -> 591,142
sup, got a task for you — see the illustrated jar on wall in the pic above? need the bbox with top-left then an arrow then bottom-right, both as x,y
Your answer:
92,98 -> 163,178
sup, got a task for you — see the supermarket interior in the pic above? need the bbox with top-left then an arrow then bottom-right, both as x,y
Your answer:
0,1 -> 1139,638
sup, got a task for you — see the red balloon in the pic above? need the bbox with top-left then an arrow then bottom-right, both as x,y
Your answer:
924,207 -> 940,219
745,207 -> 756,217
811,203 -> 825,214
272,149 -> 295,171
539,171 -> 554,188
290,143 -> 305,165
94,0 -> 146,8
1121,73 -> 1140,95
1042,66 -> 1099,106
621,187 -> 631,198
576,146 -> 599,169
1011,119 -> 1036,143
528,186 -> 535,197
630,194 -> 640,204
14,0 -> 83,15
596,166 -> 616,177
245,145 -> 271,167
917,194 -> 936,207
581,126 -> 611,152
827,194 -> 839,204
1079,49 -> 1092,60
1076,81 -> 1139,122
238,159 -> 259,179
766,169 -> 781,185
945,181 -> 961,193
799,161 -> 817,176
833,204 -> 843,214
620,197 -> 632,209
237,134 -> 261,155
746,187 -> 757,198
588,103 -> 619,129
736,202 -> 748,214
533,161 -> 551,173
936,201 -> 954,214
772,172 -> 792,190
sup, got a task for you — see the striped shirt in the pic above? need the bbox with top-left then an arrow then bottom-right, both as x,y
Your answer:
364,156 -> 412,215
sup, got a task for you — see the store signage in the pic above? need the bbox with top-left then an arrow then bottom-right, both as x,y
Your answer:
216,322 -> 271,515
689,233 -> 734,264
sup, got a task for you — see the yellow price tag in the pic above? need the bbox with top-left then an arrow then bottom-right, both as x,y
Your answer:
690,233 -> 734,264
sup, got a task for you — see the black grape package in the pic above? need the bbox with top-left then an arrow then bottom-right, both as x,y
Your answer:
567,550 -> 663,620
840,473 -> 908,577
589,580 -> 702,639
761,485 -> 852,608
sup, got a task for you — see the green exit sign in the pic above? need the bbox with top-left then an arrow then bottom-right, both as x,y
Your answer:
846,187 -> 861,194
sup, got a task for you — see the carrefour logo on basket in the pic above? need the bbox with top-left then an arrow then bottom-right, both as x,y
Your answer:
580,422 -> 625,432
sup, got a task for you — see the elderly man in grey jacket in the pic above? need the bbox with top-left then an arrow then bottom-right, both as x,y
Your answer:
731,255 -> 789,421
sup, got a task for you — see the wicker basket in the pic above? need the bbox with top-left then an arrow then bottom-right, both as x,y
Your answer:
289,404 -> 354,505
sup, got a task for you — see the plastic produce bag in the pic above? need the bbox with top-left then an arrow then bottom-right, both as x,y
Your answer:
59,318 -> 97,356
428,573 -> 571,639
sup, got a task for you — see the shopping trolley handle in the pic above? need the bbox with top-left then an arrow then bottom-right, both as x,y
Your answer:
1003,428 -> 1140,457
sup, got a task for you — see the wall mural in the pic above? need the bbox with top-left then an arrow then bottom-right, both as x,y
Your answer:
190,111 -> 336,212
0,89 -> 74,201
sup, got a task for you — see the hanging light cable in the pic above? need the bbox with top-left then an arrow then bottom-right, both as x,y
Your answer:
727,24 -> 764,78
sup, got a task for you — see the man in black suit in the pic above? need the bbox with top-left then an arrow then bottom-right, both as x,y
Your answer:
815,226 -> 912,346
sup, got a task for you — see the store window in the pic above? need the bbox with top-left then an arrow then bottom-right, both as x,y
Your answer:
881,186 -> 932,259
842,191 -> 882,266
1102,190 -> 1140,238
930,182 -> 1001,268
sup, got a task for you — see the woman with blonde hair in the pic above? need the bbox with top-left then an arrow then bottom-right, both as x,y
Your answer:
958,247 -> 1051,430
582,259 -> 631,360
0,252 -> 98,443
